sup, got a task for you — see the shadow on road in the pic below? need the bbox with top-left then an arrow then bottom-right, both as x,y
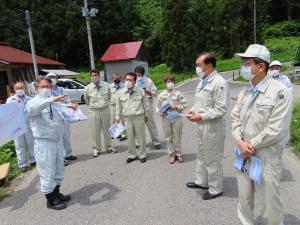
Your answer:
147,152 -> 167,161
280,168 -> 295,182
68,183 -> 120,206
256,214 -> 300,225
0,176 -> 39,211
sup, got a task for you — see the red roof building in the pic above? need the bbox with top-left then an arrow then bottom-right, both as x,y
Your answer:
100,41 -> 149,81
0,43 -> 65,102
0,43 -> 64,65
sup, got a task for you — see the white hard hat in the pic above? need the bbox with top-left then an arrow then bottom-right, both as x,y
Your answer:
235,44 -> 270,64
270,60 -> 282,67
46,72 -> 57,78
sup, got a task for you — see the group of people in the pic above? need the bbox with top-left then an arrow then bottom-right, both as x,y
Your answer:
5,43 -> 293,225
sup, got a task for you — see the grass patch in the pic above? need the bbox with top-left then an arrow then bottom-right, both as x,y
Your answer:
150,64 -> 195,90
291,102 -> 300,157
217,58 -> 240,72
0,141 -> 21,200
264,36 -> 300,62
233,76 -> 248,83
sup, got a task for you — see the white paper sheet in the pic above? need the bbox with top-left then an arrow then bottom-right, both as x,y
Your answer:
0,102 -> 27,145
234,148 -> 263,185
108,123 -> 126,139
60,107 -> 87,123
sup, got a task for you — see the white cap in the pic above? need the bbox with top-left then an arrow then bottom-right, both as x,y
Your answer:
270,60 -> 282,67
235,44 -> 270,64
46,72 -> 57,78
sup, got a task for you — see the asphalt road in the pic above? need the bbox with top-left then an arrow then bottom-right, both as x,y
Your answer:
1,76 -> 300,225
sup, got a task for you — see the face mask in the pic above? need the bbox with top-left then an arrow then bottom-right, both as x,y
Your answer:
125,80 -> 133,89
269,70 -> 280,78
166,82 -> 174,90
38,88 -> 52,98
196,67 -> 205,78
15,89 -> 25,96
92,76 -> 100,83
51,79 -> 57,86
241,66 -> 255,81
114,79 -> 121,84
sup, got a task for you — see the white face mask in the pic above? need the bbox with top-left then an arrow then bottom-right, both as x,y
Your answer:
269,70 -> 280,78
166,82 -> 174,90
15,89 -> 25,96
38,88 -> 52,98
241,66 -> 255,81
196,67 -> 205,78
125,80 -> 133,89
51,79 -> 57,86
92,76 -> 100,83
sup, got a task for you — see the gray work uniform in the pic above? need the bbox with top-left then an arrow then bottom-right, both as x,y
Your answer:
136,76 -> 160,145
84,81 -> 112,152
192,70 -> 229,195
231,76 -> 292,225
27,95 -> 65,194
116,87 -> 149,159
6,95 -> 35,168
156,89 -> 187,156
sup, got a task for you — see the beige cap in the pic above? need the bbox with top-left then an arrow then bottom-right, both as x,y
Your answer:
235,44 -> 270,64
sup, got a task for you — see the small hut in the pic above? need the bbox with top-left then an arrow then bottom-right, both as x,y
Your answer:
100,41 -> 150,82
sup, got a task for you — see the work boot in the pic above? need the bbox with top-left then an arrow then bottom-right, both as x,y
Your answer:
45,191 -> 67,210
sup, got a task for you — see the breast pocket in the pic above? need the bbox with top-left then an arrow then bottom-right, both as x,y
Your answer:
256,99 -> 275,119
199,86 -> 214,107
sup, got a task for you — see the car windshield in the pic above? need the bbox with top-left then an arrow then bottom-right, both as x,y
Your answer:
73,79 -> 87,86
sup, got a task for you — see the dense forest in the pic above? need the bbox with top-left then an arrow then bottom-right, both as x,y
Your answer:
0,0 -> 299,70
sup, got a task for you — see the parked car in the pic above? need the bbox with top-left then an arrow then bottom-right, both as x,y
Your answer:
57,78 -> 87,103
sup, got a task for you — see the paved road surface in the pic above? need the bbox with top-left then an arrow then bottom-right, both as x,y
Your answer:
1,77 -> 300,225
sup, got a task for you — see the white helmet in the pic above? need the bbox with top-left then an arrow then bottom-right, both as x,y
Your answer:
270,60 -> 282,67
46,72 -> 57,78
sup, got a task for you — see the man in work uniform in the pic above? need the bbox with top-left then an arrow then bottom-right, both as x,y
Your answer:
27,77 -> 72,210
268,60 -> 293,93
134,66 -> 161,149
6,82 -> 35,172
186,53 -> 229,200
110,73 -> 126,141
116,72 -> 149,163
84,70 -> 115,156
232,44 -> 292,225
46,73 -> 77,164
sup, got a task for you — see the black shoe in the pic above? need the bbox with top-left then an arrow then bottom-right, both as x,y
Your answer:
64,160 -> 69,166
154,144 -> 161,149
30,162 -> 36,167
47,197 -> 67,210
119,137 -> 127,141
186,182 -> 209,189
46,189 -> 67,210
127,157 -> 137,163
139,158 -> 146,163
202,191 -> 223,200
65,155 -> 77,160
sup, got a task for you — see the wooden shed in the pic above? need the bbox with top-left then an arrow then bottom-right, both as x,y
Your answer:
0,43 -> 65,103
100,41 -> 150,82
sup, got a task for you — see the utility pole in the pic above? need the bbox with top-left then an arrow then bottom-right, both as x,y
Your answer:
82,0 -> 98,70
25,10 -> 39,79
253,0 -> 256,44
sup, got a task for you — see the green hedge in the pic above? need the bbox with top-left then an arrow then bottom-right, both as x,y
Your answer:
291,102 -> 300,156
